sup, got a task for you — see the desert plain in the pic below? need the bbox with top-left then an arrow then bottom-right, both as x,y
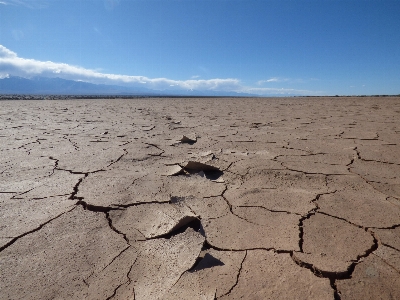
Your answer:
0,96 -> 399,299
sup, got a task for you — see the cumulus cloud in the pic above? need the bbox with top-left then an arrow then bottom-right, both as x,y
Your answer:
0,45 -> 17,58
0,44 -> 322,95
0,45 -> 241,91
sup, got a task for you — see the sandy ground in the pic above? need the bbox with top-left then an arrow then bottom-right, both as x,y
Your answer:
0,97 -> 399,299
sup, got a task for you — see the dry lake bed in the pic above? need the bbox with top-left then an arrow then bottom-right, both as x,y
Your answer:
0,97 -> 399,299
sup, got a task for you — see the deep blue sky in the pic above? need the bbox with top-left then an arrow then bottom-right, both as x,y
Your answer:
1,0 -> 399,95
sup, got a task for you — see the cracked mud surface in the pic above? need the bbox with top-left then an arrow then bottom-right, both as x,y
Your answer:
1,97 -> 399,299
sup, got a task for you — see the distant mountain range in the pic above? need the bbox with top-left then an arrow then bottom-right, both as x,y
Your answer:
0,76 -> 256,97
0,76 -> 157,95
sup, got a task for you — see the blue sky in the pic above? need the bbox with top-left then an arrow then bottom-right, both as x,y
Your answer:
1,0 -> 399,95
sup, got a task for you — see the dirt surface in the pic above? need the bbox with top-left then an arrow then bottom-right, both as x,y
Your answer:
0,97 -> 399,299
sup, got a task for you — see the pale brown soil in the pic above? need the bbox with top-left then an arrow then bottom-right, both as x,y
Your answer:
0,97 -> 399,299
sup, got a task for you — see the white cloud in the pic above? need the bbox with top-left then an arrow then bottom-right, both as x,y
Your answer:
0,44 -> 322,95
266,78 -> 281,82
0,45 -> 17,58
0,45 -> 241,91
241,87 -> 321,96
3,0 -> 48,8
257,77 -> 290,84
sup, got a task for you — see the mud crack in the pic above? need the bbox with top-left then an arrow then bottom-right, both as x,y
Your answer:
217,250 -> 247,299
0,207 -> 76,252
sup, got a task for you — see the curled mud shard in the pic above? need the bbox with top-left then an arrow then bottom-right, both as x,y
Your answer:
1,97 -> 400,299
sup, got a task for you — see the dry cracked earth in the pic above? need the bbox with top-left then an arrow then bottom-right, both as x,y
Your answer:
0,97 -> 400,300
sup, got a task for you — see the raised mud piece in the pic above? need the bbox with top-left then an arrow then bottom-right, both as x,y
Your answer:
109,202 -> 198,239
180,133 -> 197,144
123,228 -> 205,299
163,249 -> 246,299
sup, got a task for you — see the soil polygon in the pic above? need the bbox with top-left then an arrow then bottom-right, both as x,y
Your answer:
0,97 -> 399,299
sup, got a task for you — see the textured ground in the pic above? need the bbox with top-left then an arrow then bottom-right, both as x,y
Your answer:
0,97 -> 399,300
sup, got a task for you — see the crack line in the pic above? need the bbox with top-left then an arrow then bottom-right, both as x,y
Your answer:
0,206 -> 76,252
217,250 -> 247,299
